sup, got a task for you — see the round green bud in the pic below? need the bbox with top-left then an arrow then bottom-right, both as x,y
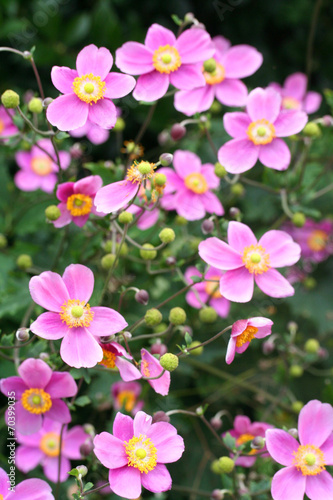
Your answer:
101,253 -> 116,269
16,254 -> 32,270
0,234 -> 8,249
140,243 -> 157,260
169,307 -> 186,325
218,457 -> 235,474
116,241 -> 129,256
159,228 -> 175,244
104,240 -> 112,253
28,97 -> 43,114
188,341 -> 204,356
76,465 -> 88,478
210,101 -> 222,114
291,400 -> 304,413
175,215 -> 187,226
199,307 -> 218,323
160,353 -> 179,372
45,205 -> 61,221
292,212 -> 306,228
304,277 -> 316,290
214,162 -> 227,178
289,365 -> 303,378
211,459 -> 223,475
231,182 -> 245,196
153,322 -> 168,333
145,308 -> 163,327
303,122 -> 321,138
159,153 -> 173,167
154,173 -> 167,185
138,161 -> 152,175
118,211 -> 133,224
203,58 -> 217,73
304,338 -> 320,354
1,90 -> 20,109
113,117 -> 125,132
189,237 -> 202,252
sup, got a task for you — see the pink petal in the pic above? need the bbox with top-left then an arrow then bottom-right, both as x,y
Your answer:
306,471 -> 333,500
11,402 -> 42,435
220,267 -> 254,303
30,312 -> 70,340
201,164 -> 220,189
1,376 -> 27,399
88,99 -> 117,129
14,171 -> 44,192
247,87 -> 281,123
115,42 -> 154,75
319,434 -> 333,465
265,429 -> 299,466
46,94 -> 89,131
213,35 -> 231,54
271,466 -> 306,500
147,421 -> 177,444
104,73 -> 136,99
233,415 -> 251,434
298,400 -> 333,447
155,434 -> 185,463
218,138 -> 259,174
174,86 -> 215,116
174,190 -> 205,220
137,208 -> 160,230
175,29 -> 214,64
210,297 -> 230,318
87,123 -> 110,144
16,445 -> 43,472
94,180 -> 138,214
51,66 -> 78,94
225,337 -> 237,364
15,151 -> 32,170
88,307 -> 128,336
215,79 -> 248,107
109,466 -> 142,499
62,425 -> 88,459
284,73 -> 307,101
93,432 -> 127,469
223,112 -> 251,138
222,45 -> 263,78
74,175 -> 103,196
173,150 -> 202,178
0,469 -> 8,494
186,289 -> 207,309
259,230 -> 301,267
141,463 -> 172,493
304,91 -> 322,114
141,349 -> 170,396
134,411 -> 152,436
201,191 -> 224,216
169,64 -> 205,91
274,110 -> 308,137
18,358 -> 52,389
46,399 -> 71,424
198,237 -> 243,270
258,139 -> 291,170
43,455 -> 70,483
228,221 -> 257,251
133,71 -> 169,101
255,268 -> 295,298
62,263 -> 94,302
45,372 -> 77,399
76,44 -> 113,80
115,357 -> 142,382
7,478 -> 53,500
231,319 -> 248,338
29,271 -> 69,311
39,174 -> 58,194
56,182 -> 74,202
60,329 -> 103,368
145,24 -> 176,50
113,412 -> 134,441
58,151 -> 71,170
158,167 -> 183,192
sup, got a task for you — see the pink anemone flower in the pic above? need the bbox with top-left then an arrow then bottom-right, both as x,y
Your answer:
93,411 -> 185,499
29,264 -> 128,368
226,317 -> 273,364
16,418 -> 87,483
198,221 -> 301,303
70,119 -> 110,144
268,72 -> 322,114
0,358 -> 77,435
47,44 -> 136,131
140,349 -> 170,396
159,150 -> 223,221
174,35 -> 263,115
0,107 -> 19,141
98,341 -> 142,382
266,399 -> 333,500
282,219 -> 333,264
111,381 -> 144,415
115,23 -> 214,102
53,175 -> 104,228
218,87 -> 308,174
14,139 -> 70,193
184,266 -> 230,318
0,467 -> 54,500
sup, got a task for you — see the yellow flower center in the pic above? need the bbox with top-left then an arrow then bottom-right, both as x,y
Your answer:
293,444 -> 326,476
204,277 -> 221,299
307,230 -> 328,252
100,348 -> 117,369
152,45 -> 181,74
184,173 -> 208,194
203,61 -> 225,85
0,119 -> 4,134
40,432 -> 61,458
236,325 -> 258,348
0,494 -> 3,500
66,193 -> 93,217
59,299 -> 94,328
236,433 -> 255,445
31,157 -> 53,176
247,119 -> 276,145
124,434 -> 157,473
141,360 -> 150,377
117,390 -> 136,412
282,96 -> 301,110
21,388 -> 52,414
242,244 -> 270,274
72,73 -> 106,105
126,160 -> 156,183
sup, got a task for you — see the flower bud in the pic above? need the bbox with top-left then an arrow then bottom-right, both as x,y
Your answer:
175,215 -> 187,225
154,173 -> 167,186
159,153 -> 173,166
16,254 -> 32,270
150,341 -> 167,356
231,183 -> 245,196
184,12 -> 195,23
214,162 -> 227,178
218,457 -> 235,474
159,228 -> 175,244
199,307 -> 217,323
28,97 -> 43,114
145,308 -> 162,327
135,289 -> 149,305
201,219 -> 214,234
303,122 -> 321,137
211,459 -> 223,475
288,428 -> 298,439
45,205 -> 61,221
39,352 -> 50,361
0,234 -> 8,249
16,327 -> 30,342
251,436 -> 265,450
304,276 -> 316,289
292,212 -> 306,228
169,307 -> 186,325
101,253 -> 116,269
304,338 -> 320,354
291,401 -> 304,413
210,101 -> 223,114
113,117 -> 125,132
140,243 -> 157,260
158,130 -> 170,145
210,416 -> 223,431
262,339 -> 275,355
80,438 -> 94,457
289,365 -> 303,378
165,256 -> 176,266
76,465 -> 88,477
321,115 -> 333,127
1,90 -> 20,108
83,424 -> 95,437
42,97 -> 53,108
118,211 -> 133,224
152,411 -> 170,424
188,340 -> 203,356
211,490 -> 225,500
191,22 -> 206,30
229,207 -> 241,220
160,353 -> 179,372
170,123 -> 186,141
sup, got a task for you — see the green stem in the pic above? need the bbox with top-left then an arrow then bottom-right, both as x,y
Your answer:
178,325 -> 232,356
135,102 -> 157,144
16,106 -> 54,136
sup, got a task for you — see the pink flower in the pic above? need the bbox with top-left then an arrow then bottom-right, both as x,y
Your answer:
268,72 -> 322,114
99,341 -> 142,382
174,35 -> 263,115
0,467 -> 54,499
198,221 -> 301,302
140,349 -> 170,396
159,150 -> 224,221
282,219 -> 333,264
16,418 -> 87,483
53,175 -> 104,228
226,415 -> 273,467
218,87 -> 308,174
14,139 -> 70,193
226,317 -> 273,364
0,107 -> 18,141
47,44 -> 136,131
93,411 -> 185,499
116,23 -> 214,102
184,266 -> 230,318
0,358 -> 77,435
70,119 -> 110,144
29,264 -> 128,368
111,381 -> 144,415
266,400 -> 333,500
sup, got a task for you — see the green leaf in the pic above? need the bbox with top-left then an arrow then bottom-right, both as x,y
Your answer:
75,395 -> 91,407
184,332 -> 192,347
68,468 -> 79,478
223,432 -> 237,451
83,482 -> 94,492
171,14 -> 183,26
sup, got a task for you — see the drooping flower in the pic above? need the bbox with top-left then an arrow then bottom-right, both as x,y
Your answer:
47,44 -> 136,131
159,150 -> 224,221
29,264 -> 128,368
266,399 -> 333,500
174,35 -> 263,115
198,221 -> 301,302
70,119 -> 110,144
217,87 -> 308,174
127,181 -> 160,230
111,381 -> 144,415
16,418 -> 87,483
0,358 -> 77,435
184,266 -> 230,318
99,341 -> 142,382
140,349 -> 170,396
93,411 -> 185,499
0,106 -> 19,142
282,219 -> 333,264
53,175 -> 104,228
268,72 -> 322,114
115,23 -> 214,102
0,467 -> 55,500
14,139 -> 70,193
226,317 -> 273,364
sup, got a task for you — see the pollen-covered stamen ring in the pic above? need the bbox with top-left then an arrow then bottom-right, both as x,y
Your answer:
307,230 -> 328,252
152,45 -> 181,74
31,157 -> 53,176
59,299 -> 94,328
242,244 -> 270,274
236,326 -> 258,348
117,390 -> 136,412
21,388 -> 52,414
247,119 -> 276,145
205,277 -> 222,299
124,434 -> 157,473
0,119 -> 4,134
40,432 -> 61,458
293,444 -> 326,476
66,193 -> 93,217
126,160 -> 156,183
203,61 -> 226,85
184,173 -> 208,194
72,73 -> 106,104
99,348 -> 117,369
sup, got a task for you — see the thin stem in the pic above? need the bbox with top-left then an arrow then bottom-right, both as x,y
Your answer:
30,57 -> 45,100
280,189 -> 294,218
241,176 -> 277,194
128,324 -> 172,342
134,103 -> 157,144
306,0 -> 323,83
55,424 -> 65,500
81,482 -> 110,497
310,182 -> 333,200
16,106 -> 54,136
178,325 -> 232,356
0,47 -> 25,56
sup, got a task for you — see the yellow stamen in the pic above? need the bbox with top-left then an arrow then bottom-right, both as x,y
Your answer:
0,119 -> 5,134
152,45 -> 181,74
236,326 -> 258,348
236,433 -> 257,454
124,434 -> 157,473
242,244 -> 270,274
31,157 -> 53,176
184,173 -> 208,194
100,349 -> 117,369
203,62 -> 225,85
293,444 -> 326,476
117,390 -> 136,412
126,160 -> 155,183
21,388 -> 52,414
247,119 -> 276,145
282,96 -> 300,110
204,277 -> 221,299
307,230 -> 328,252
40,432 -> 61,458
121,141 -> 144,160
59,299 -> 94,328
72,73 -> 106,105
141,360 -> 150,377
66,193 -> 93,217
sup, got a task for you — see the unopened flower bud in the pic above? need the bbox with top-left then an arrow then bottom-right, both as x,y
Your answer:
171,123 -> 186,141
83,424 -> 95,437
42,97 -> 53,108
289,365 -> 303,378
101,253 -> 116,269
321,115 -> 333,127
159,228 -> 175,244
218,456 -> 235,474
100,335 -> 116,343
231,182 -> 245,196
69,143 -> 83,159
262,339 -> 275,355
76,465 -> 88,477
145,308 -> 162,327
152,411 -> 170,424
159,153 -> 173,166
45,205 -> 61,221
151,341 -> 167,356
182,325 -> 193,337
291,401 -> 304,413
318,347 -> 329,359
169,307 -> 186,325
140,243 -> 157,260
303,122 -> 321,137
304,276 -> 316,289
304,338 -> 320,354
214,162 -> 227,178
251,436 -> 265,450
80,439 -> 94,457
165,256 -> 176,266
135,289 -> 149,305
0,234 -> 8,249
118,211 -> 133,224
158,130 -> 170,145
210,416 -> 223,431
175,215 -> 188,225
160,353 -> 179,371
199,307 -> 217,323
16,254 -> 32,270
211,490 -> 225,500
191,22 -> 206,30
229,207 -> 241,220
188,340 -> 203,355
201,219 -> 214,234
16,327 -> 30,342
288,428 -> 298,439
1,90 -> 20,108
210,101 -> 223,114
292,212 -> 306,228
154,173 -> 167,186
113,117 -> 125,132
28,97 -> 43,114
184,12 -> 195,23
39,352 -> 50,361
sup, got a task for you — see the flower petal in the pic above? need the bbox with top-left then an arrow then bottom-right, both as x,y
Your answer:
16,445 -> 43,472
220,267 -> 254,303
305,470 -> 333,500
115,357 -> 142,382
141,463 -> 172,493
46,94 -> 89,131
215,79 -> 248,106
88,99 -> 117,129
274,110 -> 308,137
109,466 -> 142,499
271,466 -> 306,500
62,425 -> 88,459
265,429 -> 299,466
7,478 -> 53,500
258,138 -> 291,171
93,432 -> 128,469
298,400 -> 333,448
94,180 -> 138,214
45,371 -> 77,399
259,230 -> 301,267
115,42 -> 153,75
46,399 -> 71,424
175,29 -> 214,64
201,191 -> 224,216
169,64 -> 205,91
218,138 -> 259,174
76,44 -> 113,80
104,73 -> 136,99
199,237 -> 243,270
60,329 -> 103,368
255,268 -> 295,298
228,221 -> 257,252
304,91 -> 322,114
1,376 -> 27,399
319,434 -> 333,465
225,337 -> 237,364
223,45 -> 263,78
173,150 -> 202,178
133,72 -> 169,101
113,412 -> 134,441
88,307 -> 128,336
145,24 -> 176,50
133,411 -> 152,436
174,86 -> 215,116
174,190 -> 206,221
30,312 -> 70,340
10,402 -> 42,435
29,271 -> 70,312
284,73 -> 307,101
18,358 -> 52,389
62,263 -> 94,303
43,455 -> 70,483
247,87 -> 281,123
74,175 -> 103,196
223,112 -> 251,138
51,66 -> 78,94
